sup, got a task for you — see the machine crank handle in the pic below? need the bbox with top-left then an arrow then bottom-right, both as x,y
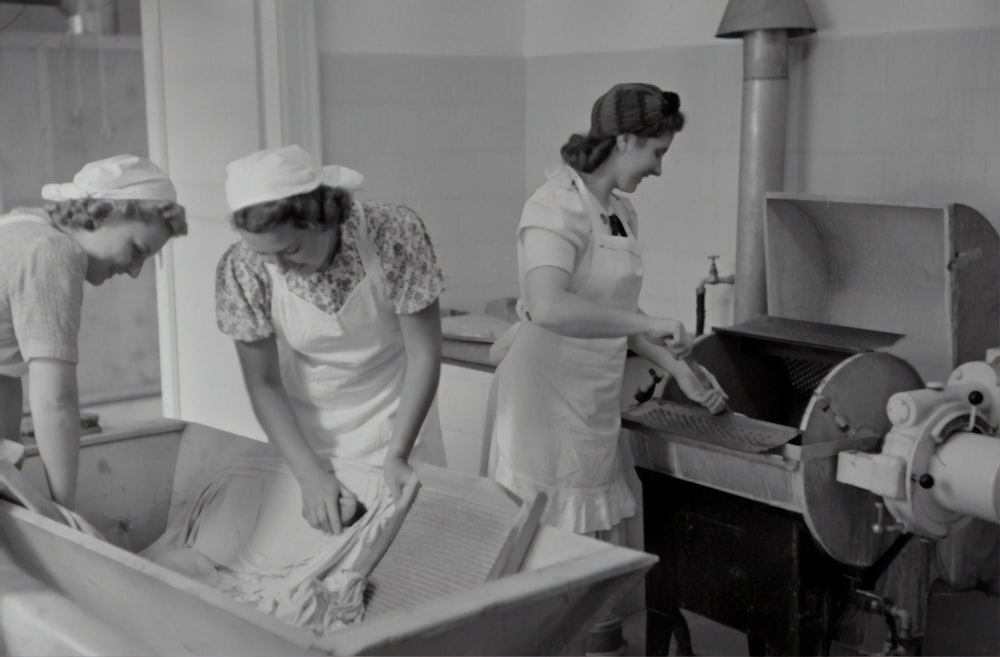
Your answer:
871,501 -> 905,535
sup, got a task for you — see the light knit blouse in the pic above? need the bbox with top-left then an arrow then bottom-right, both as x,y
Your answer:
0,208 -> 88,376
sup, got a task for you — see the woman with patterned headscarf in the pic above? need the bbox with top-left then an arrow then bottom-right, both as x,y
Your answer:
489,81 -> 727,651
0,155 -> 187,509
492,82 -> 727,540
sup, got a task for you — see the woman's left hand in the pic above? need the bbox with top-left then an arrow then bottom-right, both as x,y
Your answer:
383,455 -> 415,500
674,363 -> 729,414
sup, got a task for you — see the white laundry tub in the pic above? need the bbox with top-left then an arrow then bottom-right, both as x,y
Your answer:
0,420 -> 655,656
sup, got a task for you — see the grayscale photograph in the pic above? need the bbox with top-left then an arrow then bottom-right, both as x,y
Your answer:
0,1 -> 997,655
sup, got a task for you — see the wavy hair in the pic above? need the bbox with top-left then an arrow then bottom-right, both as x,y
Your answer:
231,185 -> 351,233
560,109 -> 686,174
47,198 -> 188,236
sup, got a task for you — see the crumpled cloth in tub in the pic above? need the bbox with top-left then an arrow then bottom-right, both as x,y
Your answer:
143,452 -> 392,634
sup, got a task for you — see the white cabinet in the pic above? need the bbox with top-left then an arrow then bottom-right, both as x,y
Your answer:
437,363 -> 495,475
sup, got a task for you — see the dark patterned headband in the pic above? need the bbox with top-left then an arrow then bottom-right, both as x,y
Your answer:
589,83 -> 681,138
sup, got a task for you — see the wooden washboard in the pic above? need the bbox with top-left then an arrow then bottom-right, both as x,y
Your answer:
354,464 -> 546,618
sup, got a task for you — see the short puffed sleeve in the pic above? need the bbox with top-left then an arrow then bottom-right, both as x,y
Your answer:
215,241 -> 274,342
8,233 -> 86,364
519,166 -> 592,274
368,202 -> 445,315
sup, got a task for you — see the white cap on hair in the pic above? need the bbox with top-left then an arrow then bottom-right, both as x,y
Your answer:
224,145 -> 365,213
41,154 -> 177,203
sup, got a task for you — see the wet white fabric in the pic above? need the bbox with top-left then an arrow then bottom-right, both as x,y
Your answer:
145,454 -> 392,633
144,203 -> 443,633
493,165 -> 643,534
225,145 -> 365,213
40,154 -> 176,202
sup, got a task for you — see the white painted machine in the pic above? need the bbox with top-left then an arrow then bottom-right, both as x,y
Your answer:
837,351 -> 1000,540
627,192 -> 1000,655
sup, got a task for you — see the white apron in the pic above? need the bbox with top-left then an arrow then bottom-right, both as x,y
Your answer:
271,201 -> 444,468
145,203 -> 444,633
493,170 -> 643,534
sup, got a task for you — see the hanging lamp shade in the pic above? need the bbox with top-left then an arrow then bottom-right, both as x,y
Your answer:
716,0 -> 816,39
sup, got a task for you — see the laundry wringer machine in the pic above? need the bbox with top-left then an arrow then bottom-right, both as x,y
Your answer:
623,193 -> 1000,655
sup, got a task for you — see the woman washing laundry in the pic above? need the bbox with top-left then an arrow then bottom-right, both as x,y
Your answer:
145,145 -> 445,633
0,155 -> 187,510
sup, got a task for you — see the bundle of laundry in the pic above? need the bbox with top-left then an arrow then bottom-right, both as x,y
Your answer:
143,452 -> 395,635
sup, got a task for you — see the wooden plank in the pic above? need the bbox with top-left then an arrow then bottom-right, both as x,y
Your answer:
163,421 -> 271,527
487,491 -> 546,580
20,421 -> 184,551
319,544 -> 656,656
0,501 -> 324,656
2,429 -> 659,656
0,551 -> 153,657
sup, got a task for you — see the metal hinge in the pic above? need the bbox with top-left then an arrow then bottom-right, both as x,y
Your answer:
948,247 -> 983,271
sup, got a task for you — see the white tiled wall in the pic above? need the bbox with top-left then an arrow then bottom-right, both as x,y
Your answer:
314,19 -> 1000,332
319,53 -> 525,313
526,27 -> 1000,331
526,44 -> 742,330
789,28 -> 1000,218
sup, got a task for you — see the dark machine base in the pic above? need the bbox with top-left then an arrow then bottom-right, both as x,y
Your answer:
640,468 -> 867,656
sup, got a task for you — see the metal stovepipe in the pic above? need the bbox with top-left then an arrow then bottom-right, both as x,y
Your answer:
716,0 -> 816,324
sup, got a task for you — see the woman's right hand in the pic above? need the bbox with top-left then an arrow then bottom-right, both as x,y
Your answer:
645,318 -> 693,358
674,363 -> 729,414
298,468 -> 358,534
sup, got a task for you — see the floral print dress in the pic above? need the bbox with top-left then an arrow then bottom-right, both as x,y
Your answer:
216,201 -> 444,342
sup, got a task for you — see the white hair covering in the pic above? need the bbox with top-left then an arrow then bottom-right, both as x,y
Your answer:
41,154 -> 177,203
224,145 -> 365,213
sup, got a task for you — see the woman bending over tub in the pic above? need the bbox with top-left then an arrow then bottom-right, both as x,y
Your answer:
0,155 -> 187,511
144,145 -> 445,633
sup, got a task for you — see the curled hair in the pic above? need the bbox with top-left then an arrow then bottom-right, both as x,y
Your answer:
231,185 -> 350,234
561,109 -> 686,174
47,198 -> 188,236
560,134 -> 617,174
